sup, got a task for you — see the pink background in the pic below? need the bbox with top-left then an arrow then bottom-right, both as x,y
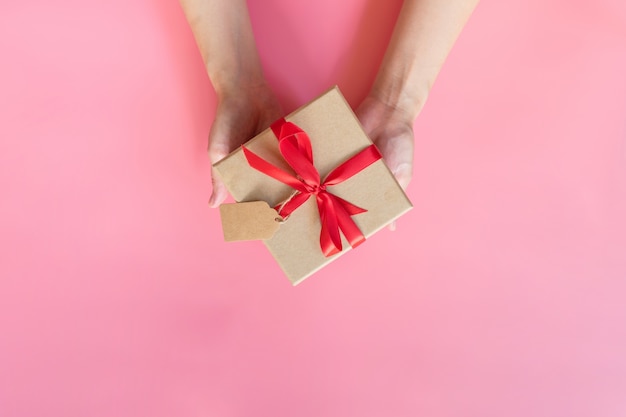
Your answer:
1,0 -> 626,416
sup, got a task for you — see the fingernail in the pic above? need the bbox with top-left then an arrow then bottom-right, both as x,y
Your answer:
208,193 -> 216,208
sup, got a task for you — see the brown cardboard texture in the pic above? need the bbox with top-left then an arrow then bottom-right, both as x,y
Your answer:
214,86 -> 412,285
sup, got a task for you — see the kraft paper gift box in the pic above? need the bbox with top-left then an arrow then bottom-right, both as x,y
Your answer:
214,86 -> 412,285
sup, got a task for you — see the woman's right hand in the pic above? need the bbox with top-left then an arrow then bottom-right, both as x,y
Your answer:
208,82 -> 283,207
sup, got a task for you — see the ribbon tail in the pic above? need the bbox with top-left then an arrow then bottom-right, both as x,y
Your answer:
316,193 -> 367,257
330,194 -> 367,215
317,193 -> 343,257
333,198 -> 366,249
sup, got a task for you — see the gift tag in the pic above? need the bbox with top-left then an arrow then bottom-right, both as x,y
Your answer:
219,201 -> 282,241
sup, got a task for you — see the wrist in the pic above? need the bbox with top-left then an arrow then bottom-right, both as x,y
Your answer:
213,76 -> 279,116
210,67 -> 268,100
368,70 -> 429,121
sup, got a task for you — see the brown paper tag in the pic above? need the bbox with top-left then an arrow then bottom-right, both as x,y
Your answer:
219,201 -> 282,241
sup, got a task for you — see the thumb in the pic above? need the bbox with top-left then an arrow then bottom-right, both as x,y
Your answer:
207,116 -> 234,208
392,162 -> 412,191
387,161 -> 411,232
383,136 -> 413,232
375,127 -> 414,191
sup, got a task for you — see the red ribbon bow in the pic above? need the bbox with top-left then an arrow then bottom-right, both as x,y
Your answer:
242,118 -> 382,257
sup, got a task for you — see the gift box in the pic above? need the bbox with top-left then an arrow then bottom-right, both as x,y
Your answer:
214,86 -> 412,285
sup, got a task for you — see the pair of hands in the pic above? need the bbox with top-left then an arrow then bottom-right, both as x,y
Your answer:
181,0 -> 479,222
207,82 -> 415,210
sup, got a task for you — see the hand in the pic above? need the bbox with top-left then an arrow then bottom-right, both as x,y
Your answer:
208,82 -> 283,207
356,95 -> 415,191
356,95 -> 417,231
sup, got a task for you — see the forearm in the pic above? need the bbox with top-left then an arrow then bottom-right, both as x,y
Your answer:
179,0 -> 266,97
370,0 -> 479,119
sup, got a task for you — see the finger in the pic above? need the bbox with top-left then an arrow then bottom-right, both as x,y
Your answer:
387,163 -> 411,231
393,162 -> 412,190
208,167 -> 228,208
207,116 -> 233,208
207,143 -> 229,207
376,129 -> 414,190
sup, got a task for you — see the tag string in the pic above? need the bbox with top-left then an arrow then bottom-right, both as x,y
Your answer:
275,190 -> 300,222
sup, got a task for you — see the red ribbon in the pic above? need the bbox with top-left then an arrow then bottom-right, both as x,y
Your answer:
242,118 -> 382,257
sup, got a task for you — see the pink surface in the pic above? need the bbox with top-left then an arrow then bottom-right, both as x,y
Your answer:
1,0 -> 626,416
